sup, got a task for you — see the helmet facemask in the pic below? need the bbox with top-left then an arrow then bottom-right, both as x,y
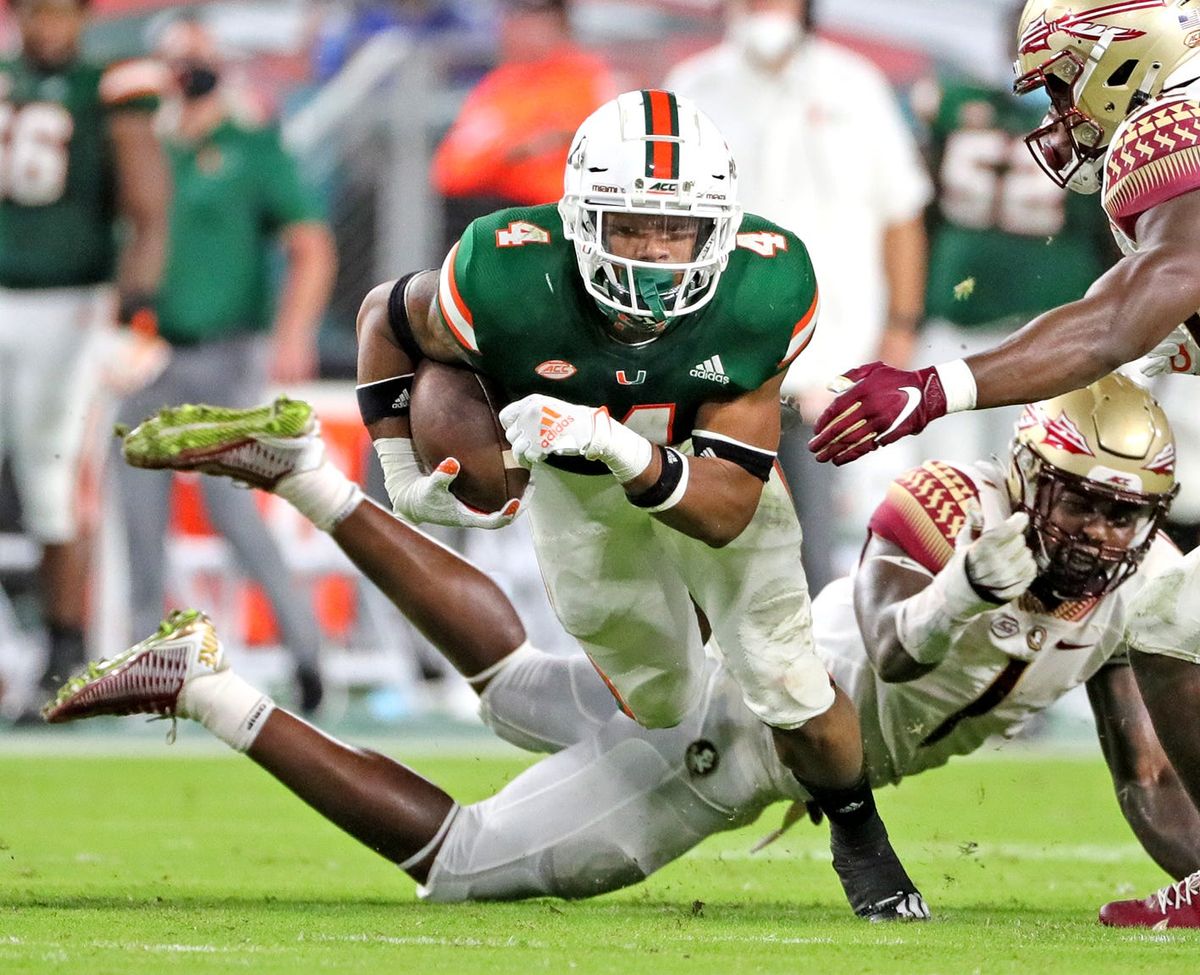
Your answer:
1011,444 -> 1175,601
571,207 -> 726,344
560,90 -> 743,345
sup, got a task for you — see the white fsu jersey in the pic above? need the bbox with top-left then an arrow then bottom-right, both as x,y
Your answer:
812,459 -> 1181,788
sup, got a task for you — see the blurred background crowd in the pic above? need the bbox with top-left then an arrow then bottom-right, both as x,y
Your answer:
0,0 -> 1194,733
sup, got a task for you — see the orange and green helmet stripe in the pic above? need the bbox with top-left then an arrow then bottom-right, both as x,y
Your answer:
641,89 -> 680,180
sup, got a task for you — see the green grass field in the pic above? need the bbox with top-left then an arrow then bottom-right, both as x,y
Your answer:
2,740 -> 1197,974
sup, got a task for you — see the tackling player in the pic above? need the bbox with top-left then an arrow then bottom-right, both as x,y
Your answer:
0,0 -> 169,702
806,0 -> 1200,927
356,88 -> 925,919
39,376 -> 1199,906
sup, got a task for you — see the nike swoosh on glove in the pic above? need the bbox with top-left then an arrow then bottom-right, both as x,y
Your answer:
808,362 -> 948,466
1140,323 -> 1200,378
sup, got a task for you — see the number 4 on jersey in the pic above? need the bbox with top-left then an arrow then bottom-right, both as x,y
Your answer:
496,221 -> 551,248
736,231 -> 788,258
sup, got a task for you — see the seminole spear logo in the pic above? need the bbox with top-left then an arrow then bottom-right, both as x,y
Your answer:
1018,1 -> 1156,55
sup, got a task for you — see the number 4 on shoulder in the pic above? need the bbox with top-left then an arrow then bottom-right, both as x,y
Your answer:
496,221 -> 551,248
736,231 -> 788,258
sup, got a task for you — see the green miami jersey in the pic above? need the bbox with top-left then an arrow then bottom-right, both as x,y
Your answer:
919,75 -> 1113,328
0,56 -> 160,289
436,205 -> 818,455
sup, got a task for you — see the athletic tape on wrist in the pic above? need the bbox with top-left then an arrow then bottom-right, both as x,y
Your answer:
935,359 -> 978,414
893,550 -> 996,665
356,373 -> 414,424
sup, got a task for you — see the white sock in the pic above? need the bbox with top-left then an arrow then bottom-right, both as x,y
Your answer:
180,669 -> 275,752
274,456 -> 363,532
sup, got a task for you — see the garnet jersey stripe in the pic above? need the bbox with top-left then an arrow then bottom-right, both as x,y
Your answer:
868,461 -> 980,574
1103,95 -> 1200,241
437,241 -> 480,354
641,89 -> 680,179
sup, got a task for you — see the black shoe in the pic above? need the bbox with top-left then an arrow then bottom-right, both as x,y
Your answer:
830,816 -> 930,921
295,665 -> 324,716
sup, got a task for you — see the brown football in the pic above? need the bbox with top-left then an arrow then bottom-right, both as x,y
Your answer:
409,360 -> 529,512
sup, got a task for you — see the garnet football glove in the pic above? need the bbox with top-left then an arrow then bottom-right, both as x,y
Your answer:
374,438 -> 521,529
808,361 -> 977,466
1140,324 -> 1200,378
498,394 -> 653,482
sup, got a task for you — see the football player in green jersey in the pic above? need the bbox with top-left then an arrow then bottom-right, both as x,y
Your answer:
355,89 -> 927,920
0,0 -> 170,707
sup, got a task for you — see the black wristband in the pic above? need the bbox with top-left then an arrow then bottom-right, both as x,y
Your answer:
356,373 -> 414,424
387,272 -> 429,364
629,446 -> 686,509
692,430 -> 775,482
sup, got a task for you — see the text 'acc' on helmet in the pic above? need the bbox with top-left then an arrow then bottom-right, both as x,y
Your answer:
1013,0 -> 1200,193
1007,373 -> 1178,601
559,89 -> 743,345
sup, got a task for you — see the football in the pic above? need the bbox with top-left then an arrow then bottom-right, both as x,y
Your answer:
409,360 -> 529,512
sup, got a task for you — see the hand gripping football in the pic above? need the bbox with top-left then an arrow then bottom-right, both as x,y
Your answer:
409,360 -> 530,512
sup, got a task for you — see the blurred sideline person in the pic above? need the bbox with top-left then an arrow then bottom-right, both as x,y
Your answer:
0,0 -> 169,710
41,379 -> 1199,904
806,0 -> 1200,928
665,0 -> 930,591
115,19 -> 336,714
431,0 -> 616,250
910,1 -> 1118,466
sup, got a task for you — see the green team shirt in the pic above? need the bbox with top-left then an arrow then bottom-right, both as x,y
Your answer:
157,119 -> 323,345
920,76 -> 1114,328
437,205 -> 818,462
0,56 -> 159,289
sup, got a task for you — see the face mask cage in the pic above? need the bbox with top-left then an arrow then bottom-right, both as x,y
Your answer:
1015,51 -> 1106,191
562,199 -> 737,344
1012,445 -> 1175,600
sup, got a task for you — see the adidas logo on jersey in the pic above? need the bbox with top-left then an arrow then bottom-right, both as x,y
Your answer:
539,406 -> 575,448
690,355 -> 730,385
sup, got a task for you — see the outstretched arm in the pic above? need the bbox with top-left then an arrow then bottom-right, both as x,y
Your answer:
966,191 -> 1200,407
1087,661 -> 1200,880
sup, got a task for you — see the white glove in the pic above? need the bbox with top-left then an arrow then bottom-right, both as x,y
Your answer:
1141,324 -> 1200,378
498,394 -> 653,482
373,438 -> 521,529
895,507 -> 1037,665
961,510 -> 1038,604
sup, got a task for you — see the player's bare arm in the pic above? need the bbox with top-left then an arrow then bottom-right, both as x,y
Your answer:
964,190 -> 1200,407
627,372 -> 783,548
853,536 -> 940,684
1086,662 -> 1200,881
109,110 -> 169,318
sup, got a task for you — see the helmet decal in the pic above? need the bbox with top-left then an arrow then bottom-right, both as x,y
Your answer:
1018,2 -> 1158,56
642,89 -> 681,179
1041,411 -> 1096,455
1144,442 -> 1177,475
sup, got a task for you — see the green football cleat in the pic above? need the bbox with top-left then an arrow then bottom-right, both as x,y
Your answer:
43,610 -> 226,724
121,396 -> 323,490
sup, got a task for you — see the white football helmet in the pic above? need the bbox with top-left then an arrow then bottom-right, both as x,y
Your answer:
1013,0 -> 1200,193
559,89 -> 742,344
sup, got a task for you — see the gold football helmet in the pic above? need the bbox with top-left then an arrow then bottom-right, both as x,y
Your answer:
1013,0 -> 1200,192
1008,373 -> 1178,599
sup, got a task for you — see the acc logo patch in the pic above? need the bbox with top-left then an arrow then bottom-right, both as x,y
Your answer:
535,360 -> 577,380
685,739 -> 719,777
